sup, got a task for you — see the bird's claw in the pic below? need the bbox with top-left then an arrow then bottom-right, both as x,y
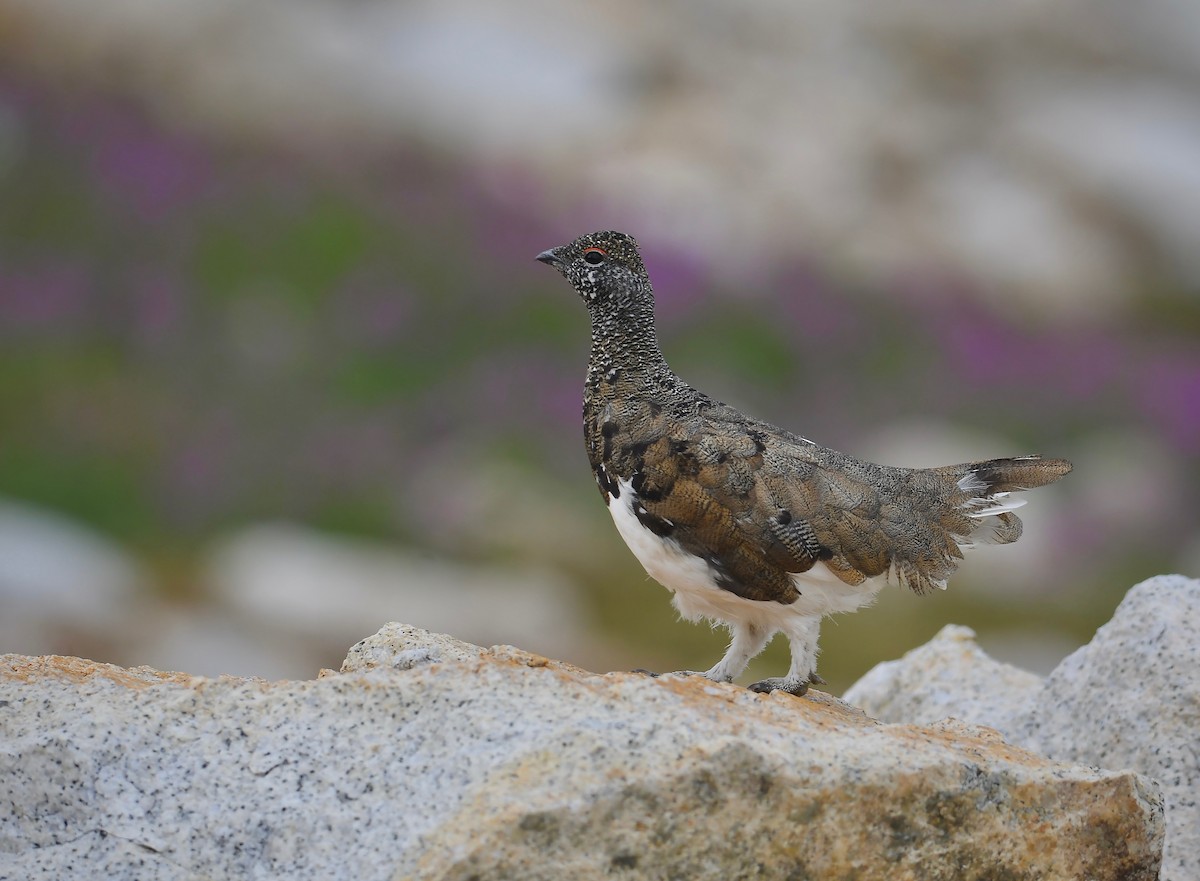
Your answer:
747,672 -> 823,697
637,667 -> 820,695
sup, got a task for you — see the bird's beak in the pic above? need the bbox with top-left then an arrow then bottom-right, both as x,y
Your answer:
535,248 -> 561,267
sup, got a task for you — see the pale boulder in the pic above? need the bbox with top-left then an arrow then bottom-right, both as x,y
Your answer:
843,623 -> 1041,736
0,625 -> 1163,880
845,574 -> 1200,881
1016,575 -> 1200,881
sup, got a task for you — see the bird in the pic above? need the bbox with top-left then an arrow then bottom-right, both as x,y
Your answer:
536,230 -> 1072,696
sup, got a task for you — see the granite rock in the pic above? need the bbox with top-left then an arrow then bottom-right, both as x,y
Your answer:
339,621 -> 485,673
1015,575 -> 1200,881
842,623 -> 1042,738
0,626 -> 1163,881
205,522 -> 588,663
0,497 -> 146,657
845,574 -> 1199,881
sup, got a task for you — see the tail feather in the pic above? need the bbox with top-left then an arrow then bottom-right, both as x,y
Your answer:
940,455 -> 1070,548
965,490 -> 1026,518
957,455 -> 1073,494
972,510 -> 1024,545
877,455 -> 1069,594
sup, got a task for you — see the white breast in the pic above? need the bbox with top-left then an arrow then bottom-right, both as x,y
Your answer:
605,478 -> 887,631
606,478 -> 719,601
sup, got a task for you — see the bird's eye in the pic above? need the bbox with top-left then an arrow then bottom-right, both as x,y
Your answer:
583,247 -> 607,265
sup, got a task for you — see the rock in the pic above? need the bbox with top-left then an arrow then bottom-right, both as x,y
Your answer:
0,626 -> 1163,880
131,605 -> 325,681
842,624 -> 1042,737
0,500 -> 354,682
0,497 -> 146,657
339,621 -> 485,673
844,574 -> 1199,881
205,522 -> 589,663
1015,575 -> 1200,881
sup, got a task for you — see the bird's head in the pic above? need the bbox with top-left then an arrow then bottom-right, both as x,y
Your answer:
536,230 -> 652,314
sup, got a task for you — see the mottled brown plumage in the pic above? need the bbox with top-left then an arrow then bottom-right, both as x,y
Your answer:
537,230 -> 1071,695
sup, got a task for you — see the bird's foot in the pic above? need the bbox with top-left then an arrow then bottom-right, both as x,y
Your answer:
748,672 -> 823,697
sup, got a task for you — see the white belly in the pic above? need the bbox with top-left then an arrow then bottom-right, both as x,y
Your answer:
606,478 -> 887,631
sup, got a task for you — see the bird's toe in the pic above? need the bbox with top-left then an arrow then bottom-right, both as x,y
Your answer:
748,676 -> 813,697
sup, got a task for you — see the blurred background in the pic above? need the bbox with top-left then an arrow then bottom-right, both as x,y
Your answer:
0,0 -> 1197,691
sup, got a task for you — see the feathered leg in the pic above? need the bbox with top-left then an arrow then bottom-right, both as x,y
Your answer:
704,621 -> 773,682
749,615 -> 823,696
